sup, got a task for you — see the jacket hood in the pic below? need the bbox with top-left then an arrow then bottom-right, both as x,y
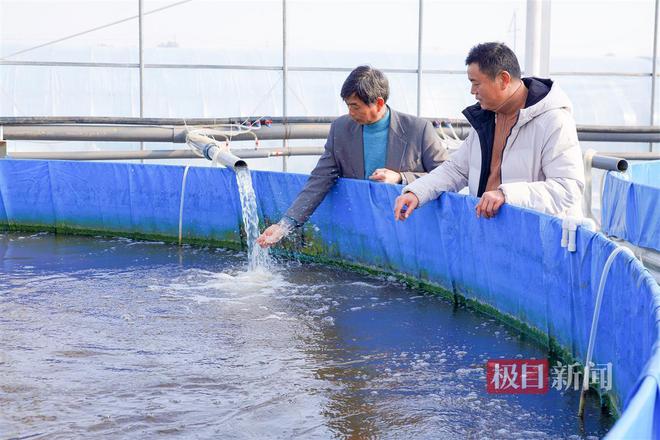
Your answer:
462,77 -> 573,129
518,77 -> 573,125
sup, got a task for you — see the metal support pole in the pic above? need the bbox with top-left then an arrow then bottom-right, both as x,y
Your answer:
138,0 -> 145,159
651,0 -> 659,152
525,0 -> 542,76
282,0 -> 288,172
416,0 -> 423,117
539,0 -> 551,77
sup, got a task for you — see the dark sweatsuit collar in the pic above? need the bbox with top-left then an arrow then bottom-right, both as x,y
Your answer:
461,77 -> 553,197
462,77 -> 553,128
523,77 -> 552,108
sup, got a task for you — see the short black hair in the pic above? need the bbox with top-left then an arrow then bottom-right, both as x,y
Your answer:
340,65 -> 389,104
465,42 -> 521,80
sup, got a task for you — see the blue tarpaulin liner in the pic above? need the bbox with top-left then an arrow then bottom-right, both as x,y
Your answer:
602,161 -> 660,251
0,159 -> 659,438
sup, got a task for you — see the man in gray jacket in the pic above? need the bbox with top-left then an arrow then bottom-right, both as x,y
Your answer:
258,65 -> 448,247
394,42 -> 584,221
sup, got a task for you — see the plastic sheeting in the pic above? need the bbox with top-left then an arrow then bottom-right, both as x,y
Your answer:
0,159 -> 659,438
602,161 -> 660,251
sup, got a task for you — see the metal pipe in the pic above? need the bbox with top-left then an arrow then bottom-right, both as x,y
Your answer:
548,71 -> 651,78
4,121 -> 660,144
0,116 -> 469,126
0,149 -> 648,174
525,0 -> 542,76
582,149 -> 597,222
651,0 -> 660,152
282,0 -> 288,173
139,0 -> 144,119
5,147 -> 325,161
578,124 -> 660,134
597,152 -> 660,160
0,59 -> 422,74
0,60 -> 142,68
2,125 -> 189,142
539,0 -> 551,77
591,155 -> 628,172
4,116 -> 660,133
212,149 -> 248,168
416,0 -> 423,117
186,134 -> 246,168
0,124 -> 330,142
3,57 -> 652,77
138,0 -> 145,157
233,146 -> 324,158
8,150 -> 201,160
577,132 -> 660,143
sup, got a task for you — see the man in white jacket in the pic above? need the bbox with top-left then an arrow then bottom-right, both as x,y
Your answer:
394,42 -> 584,221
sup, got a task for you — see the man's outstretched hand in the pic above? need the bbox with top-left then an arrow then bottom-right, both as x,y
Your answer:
369,168 -> 403,184
393,192 -> 420,221
256,223 -> 288,248
475,189 -> 505,219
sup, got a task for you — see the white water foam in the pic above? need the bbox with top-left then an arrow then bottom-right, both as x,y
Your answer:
150,267 -> 293,299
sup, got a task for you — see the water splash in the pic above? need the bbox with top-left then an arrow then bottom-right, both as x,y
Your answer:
235,167 -> 270,271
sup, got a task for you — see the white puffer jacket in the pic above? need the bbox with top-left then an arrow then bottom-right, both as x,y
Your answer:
404,78 -> 584,217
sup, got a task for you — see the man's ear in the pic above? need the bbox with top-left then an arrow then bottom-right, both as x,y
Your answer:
498,71 -> 512,90
376,97 -> 386,111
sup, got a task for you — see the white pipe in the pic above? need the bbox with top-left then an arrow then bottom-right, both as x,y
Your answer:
568,220 -> 578,252
178,165 -> 190,245
561,216 -> 597,252
578,245 -> 635,417
583,149 -> 597,226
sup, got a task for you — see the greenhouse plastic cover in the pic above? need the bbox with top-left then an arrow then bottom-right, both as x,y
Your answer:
0,159 -> 659,438
601,161 -> 660,251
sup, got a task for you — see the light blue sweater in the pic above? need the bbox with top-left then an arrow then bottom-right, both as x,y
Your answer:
363,109 -> 390,179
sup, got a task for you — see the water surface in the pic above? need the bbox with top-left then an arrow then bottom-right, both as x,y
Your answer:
0,232 -> 613,439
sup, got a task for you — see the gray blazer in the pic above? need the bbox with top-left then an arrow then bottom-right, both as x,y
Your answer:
285,108 -> 448,225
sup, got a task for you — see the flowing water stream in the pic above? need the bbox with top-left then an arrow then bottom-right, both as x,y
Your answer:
234,166 -> 270,271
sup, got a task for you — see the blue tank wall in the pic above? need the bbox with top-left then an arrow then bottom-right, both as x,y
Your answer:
0,159 -> 658,438
602,161 -> 660,251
